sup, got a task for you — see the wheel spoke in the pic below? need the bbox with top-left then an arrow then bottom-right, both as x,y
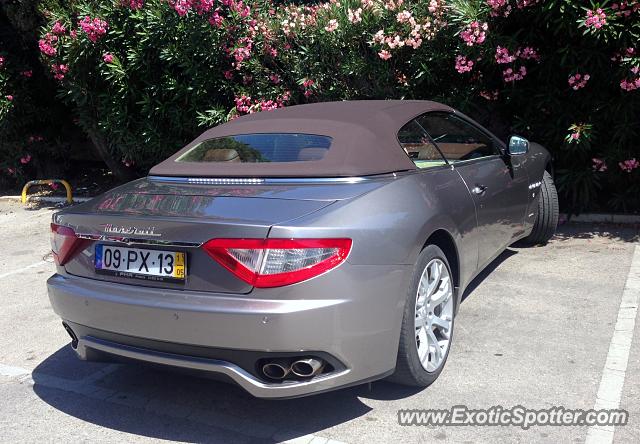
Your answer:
414,257 -> 454,373
427,261 -> 442,295
431,314 -> 451,332
427,328 -> 442,364
430,277 -> 451,307
416,277 -> 428,308
417,328 -> 429,363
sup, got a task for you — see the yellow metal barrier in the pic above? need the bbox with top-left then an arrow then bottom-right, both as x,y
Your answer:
21,179 -> 73,204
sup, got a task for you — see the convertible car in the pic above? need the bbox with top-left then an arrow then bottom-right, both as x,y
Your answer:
47,100 -> 558,398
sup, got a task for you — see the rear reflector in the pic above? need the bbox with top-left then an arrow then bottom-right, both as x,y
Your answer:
50,223 -> 85,265
202,238 -> 352,288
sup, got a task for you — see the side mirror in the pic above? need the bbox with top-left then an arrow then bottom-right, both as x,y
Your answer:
508,135 -> 529,155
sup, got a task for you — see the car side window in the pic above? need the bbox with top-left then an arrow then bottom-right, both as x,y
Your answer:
397,119 -> 447,169
415,113 -> 500,163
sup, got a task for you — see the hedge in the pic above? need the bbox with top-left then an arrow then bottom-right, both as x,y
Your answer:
0,0 -> 639,213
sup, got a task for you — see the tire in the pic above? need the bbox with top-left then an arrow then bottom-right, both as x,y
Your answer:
523,170 -> 559,245
389,245 -> 456,387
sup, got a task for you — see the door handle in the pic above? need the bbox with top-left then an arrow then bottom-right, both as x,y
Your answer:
471,185 -> 487,195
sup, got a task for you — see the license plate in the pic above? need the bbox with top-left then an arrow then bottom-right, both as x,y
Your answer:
95,245 -> 186,282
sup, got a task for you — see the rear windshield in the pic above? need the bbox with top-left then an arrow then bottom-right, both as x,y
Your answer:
176,133 -> 332,163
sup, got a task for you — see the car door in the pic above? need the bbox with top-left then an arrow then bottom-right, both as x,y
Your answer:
415,112 -> 530,268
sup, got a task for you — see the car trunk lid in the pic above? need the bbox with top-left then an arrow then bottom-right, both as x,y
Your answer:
54,176 -> 387,294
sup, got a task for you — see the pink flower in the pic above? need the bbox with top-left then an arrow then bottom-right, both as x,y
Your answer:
348,8 -> 363,24
124,0 -> 145,9
460,21 -> 488,46
20,70 -> 33,78
455,55 -> 474,73
620,77 -> 640,91
495,46 -> 516,64
585,8 -> 607,29
234,95 -> 252,113
396,10 -> 412,24
570,132 -> 580,140
503,66 -> 527,82
568,73 -> 590,90
383,0 -> 404,10
171,0 -> 192,16
20,154 -> 32,164
619,158 -> 639,172
302,78 -> 315,97
269,73 -> 281,84
592,158 -> 607,172
479,90 -> 499,101
378,50 -> 392,60
0,56 -> 4,68
38,33 -> 58,57
209,9 -> 224,27
103,53 -> 114,63
79,16 -> 108,42
195,0 -> 214,15
6,95 -> 13,101
265,45 -> 278,57
7,168 -> 15,175
223,70 -> 233,80
49,182 -> 60,191
517,46 -> 540,61
325,19 -> 339,32
50,64 -> 69,80
230,0 -> 251,18
70,30 -> 77,39
52,21 -> 67,35
487,0 -> 511,17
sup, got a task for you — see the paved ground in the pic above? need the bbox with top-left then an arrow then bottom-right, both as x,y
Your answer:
0,199 -> 638,443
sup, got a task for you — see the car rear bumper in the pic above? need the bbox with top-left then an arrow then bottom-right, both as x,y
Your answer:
47,264 -> 410,398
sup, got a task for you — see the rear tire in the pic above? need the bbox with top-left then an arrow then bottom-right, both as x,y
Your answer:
389,245 -> 455,387
523,171 -> 559,245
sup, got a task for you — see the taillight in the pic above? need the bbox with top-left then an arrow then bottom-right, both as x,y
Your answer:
50,223 -> 84,265
202,238 -> 352,288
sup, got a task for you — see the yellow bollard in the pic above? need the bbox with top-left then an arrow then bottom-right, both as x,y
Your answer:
21,179 -> 73,204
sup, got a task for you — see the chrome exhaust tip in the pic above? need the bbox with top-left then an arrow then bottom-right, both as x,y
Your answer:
62,322 -> 78,349
261,360 -> 291,380
291,358 -> 324,378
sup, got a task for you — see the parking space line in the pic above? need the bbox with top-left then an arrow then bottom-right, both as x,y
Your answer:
585,245 -> 640,444
0,260 -> 49,279
0,363 -> 31,378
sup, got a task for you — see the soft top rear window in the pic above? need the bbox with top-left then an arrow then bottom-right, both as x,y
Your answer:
176,133 -> 332,163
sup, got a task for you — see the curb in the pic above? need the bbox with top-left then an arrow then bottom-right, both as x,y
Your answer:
561,213 -> 640,224
0,195 -> 92,204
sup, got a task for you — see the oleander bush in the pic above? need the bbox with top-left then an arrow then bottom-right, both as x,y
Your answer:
0,0 -> 639,213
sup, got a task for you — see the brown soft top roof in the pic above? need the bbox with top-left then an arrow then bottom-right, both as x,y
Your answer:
149,100 -> 454,178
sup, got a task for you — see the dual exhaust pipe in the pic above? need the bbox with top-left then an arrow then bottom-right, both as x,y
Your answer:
262,358 -> 325,380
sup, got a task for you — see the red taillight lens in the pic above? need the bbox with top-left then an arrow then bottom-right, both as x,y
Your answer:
50,223 -> 83,265
203,238 -> 352,288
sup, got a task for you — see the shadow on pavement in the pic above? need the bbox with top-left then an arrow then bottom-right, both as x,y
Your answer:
553,222 -> 640,243
31,346 -> 421,442
460,248 -> 517,304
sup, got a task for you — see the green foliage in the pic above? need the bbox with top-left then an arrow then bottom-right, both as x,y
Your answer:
1,0 -> 639,213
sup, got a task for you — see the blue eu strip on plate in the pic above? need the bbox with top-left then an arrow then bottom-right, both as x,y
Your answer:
95,244 -> 103,269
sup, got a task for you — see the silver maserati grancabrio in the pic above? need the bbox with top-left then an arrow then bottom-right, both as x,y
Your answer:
47,100 -> 559,398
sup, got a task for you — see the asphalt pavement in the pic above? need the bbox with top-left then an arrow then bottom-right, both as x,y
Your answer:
0,199 -> 638,443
